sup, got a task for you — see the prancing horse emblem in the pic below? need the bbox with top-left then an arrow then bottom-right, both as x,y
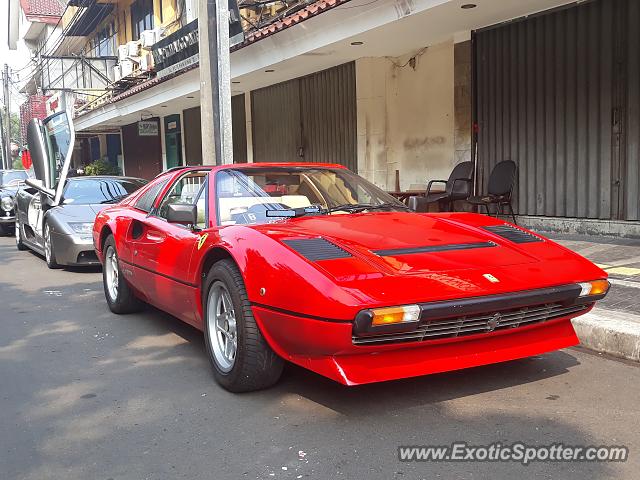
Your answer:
197,233 -> 209,251
487,313 -> 501,332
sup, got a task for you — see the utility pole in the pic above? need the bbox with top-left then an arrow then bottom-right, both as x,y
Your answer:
2,64 -> 11,170
199,0 -> 233,165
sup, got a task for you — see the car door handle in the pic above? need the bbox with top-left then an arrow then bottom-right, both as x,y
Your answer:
146,232 -> 165,242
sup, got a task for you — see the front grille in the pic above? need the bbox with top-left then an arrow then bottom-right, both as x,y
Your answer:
352,302 -> 587,345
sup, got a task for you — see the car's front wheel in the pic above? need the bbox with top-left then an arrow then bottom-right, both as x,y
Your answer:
102,235 -> 143,314
43,222 -> 60,269
203,259 -> 284,392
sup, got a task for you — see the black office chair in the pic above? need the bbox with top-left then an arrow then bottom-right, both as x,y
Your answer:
467,160 -> 517,224
408,161 -> 473,213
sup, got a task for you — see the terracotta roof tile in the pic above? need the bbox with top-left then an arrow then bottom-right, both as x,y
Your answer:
20,0 -> 64,18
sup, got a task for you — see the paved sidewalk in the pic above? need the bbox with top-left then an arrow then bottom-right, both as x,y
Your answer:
546,233 -> 640,361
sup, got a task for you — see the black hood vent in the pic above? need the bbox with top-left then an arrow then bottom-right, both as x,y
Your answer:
374,242 -> 496,257
483,224 -> 542,244
283,238 -> 352,261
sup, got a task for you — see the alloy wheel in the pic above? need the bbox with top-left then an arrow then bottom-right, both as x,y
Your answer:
104,245 -> 119,302
207,281 -> 238,373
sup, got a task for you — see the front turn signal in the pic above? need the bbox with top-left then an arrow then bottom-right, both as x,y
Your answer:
371,305 -> 421,326
578,279 -> 610,297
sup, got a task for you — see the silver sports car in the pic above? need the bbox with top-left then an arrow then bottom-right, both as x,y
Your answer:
15,110 -> 146,268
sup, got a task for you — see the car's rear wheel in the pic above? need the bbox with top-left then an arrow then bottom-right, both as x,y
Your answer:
15,221 -> 26,250
203,259 -> 283,392
102,235 -> 143,314
43,222 -> 60,269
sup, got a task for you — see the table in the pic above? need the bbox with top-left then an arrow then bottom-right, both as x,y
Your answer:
387,188 -> 444,204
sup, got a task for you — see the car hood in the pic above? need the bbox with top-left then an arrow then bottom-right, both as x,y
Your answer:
52,203 -> 108,222
0,185 -> 19,196
249,212 -> 605,307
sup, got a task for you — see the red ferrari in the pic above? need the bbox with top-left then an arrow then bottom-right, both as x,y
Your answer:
93,164 -> 609,392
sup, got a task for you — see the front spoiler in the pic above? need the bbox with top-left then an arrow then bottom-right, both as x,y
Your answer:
252,305 -> 580,386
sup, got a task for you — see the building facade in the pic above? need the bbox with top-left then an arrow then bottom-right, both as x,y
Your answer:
13,0 -> 640,235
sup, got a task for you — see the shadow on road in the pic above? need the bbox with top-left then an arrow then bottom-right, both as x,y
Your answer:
0,269 -> 628,480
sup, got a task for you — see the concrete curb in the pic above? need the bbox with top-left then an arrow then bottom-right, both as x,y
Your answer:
572,308 -> 640,362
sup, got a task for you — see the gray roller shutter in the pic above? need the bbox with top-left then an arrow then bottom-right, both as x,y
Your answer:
251,62 -> 357,171
474,0 -> 640,221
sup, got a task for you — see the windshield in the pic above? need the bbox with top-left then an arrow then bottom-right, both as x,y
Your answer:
215,167 -> 407,226
63,178 -> 147,205
0,170 -> 28,186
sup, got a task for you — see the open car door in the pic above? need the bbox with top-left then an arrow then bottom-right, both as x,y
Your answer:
25,110 -> 75,206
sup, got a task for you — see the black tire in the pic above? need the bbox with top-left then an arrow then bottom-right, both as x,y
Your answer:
15,221 -> 26,250
102,235 -> 143,314
203,259 -> 284,392
43,221 -> 61,269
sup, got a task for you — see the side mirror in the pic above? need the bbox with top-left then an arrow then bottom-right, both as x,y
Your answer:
166,204 -> 197,225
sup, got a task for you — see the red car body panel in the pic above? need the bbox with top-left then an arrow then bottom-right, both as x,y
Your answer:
93,164 -> 607,385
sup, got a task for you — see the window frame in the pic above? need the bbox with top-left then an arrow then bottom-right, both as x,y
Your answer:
151,170 -> 210,228
134,178 -> 169,214
131,0 -> 155,40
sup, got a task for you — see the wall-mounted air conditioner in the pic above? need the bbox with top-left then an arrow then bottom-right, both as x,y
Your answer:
140,30 -> 156,48
112,64 -> 121,82
120,59 -> 137,77
127,40 -> 141,57
117,45 -> 128,61
139,53 -> 154,72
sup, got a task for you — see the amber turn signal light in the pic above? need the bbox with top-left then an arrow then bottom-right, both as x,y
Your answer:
578,279 -> 610,297
371,305 -> 421,326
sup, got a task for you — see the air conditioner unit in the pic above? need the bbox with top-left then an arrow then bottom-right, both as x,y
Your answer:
140,30 -> 156,48
112,64 -> 121,82
140,53 -> 154,72
117,44 -> 128,61
127,40 -> 141,57
120,59 -> 136,77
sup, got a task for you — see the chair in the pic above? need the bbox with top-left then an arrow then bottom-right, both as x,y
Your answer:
467,160 -> 517,224
408,161 -> 473,212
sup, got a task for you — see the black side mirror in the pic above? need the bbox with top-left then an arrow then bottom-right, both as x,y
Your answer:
166,204 -> 197,225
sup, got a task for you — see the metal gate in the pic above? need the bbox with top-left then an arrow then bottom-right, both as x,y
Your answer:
474,0 -> 640,221
251,62 -> 357,171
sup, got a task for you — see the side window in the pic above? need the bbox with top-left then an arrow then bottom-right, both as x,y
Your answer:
135,178 -> 168,213
156,171 -> 208,225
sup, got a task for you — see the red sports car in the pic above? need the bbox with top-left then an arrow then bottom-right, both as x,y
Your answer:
93,164 -> 609,392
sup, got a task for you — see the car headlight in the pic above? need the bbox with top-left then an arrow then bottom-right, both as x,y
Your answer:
68,222 -> 94,235
1,196 -> 14,212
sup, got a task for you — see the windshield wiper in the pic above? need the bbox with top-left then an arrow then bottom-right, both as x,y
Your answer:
324,202 -> 406,214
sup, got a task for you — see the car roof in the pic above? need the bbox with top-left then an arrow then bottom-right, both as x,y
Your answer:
69,175 -> 147,182
155,162 -> 347,179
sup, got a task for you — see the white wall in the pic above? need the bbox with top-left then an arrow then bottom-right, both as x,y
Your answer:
356,40 -> 455,191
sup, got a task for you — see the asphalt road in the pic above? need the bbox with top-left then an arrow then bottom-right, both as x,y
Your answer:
1,236 -> 639,480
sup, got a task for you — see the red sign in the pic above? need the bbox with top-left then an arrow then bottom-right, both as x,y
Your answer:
21,150 -> 32,170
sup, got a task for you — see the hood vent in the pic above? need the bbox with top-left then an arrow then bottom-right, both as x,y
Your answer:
483,225 -> 542,244
283,238 -> 352,261
373,242 -> 496,257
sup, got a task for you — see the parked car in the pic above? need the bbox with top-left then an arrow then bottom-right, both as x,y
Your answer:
92,163 -> 610,393
17,111 -> 147,268
0,169 -> 30,235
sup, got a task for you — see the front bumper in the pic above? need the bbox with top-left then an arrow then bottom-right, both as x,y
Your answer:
50,231 -> 100,266
252,301 -> 588,386
0,210 -> 15,223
